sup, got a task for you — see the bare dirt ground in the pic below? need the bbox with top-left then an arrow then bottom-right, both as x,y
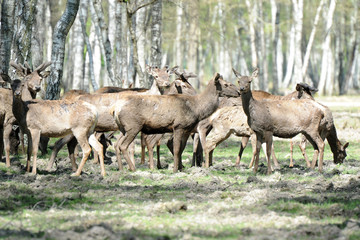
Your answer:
0,97 -> 359,240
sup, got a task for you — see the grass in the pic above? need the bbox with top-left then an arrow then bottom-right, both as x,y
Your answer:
0,110 -> 359,239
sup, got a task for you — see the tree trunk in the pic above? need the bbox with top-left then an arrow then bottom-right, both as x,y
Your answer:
119,4 -> 129,87
258,0 -> 268,91
150,0 -> 162,84
91,0 -> 115,86
72,0 -> 85,90
174,0 -> 183,67
291,0 -> 303,84
318,0 -> 336,96
13,0 -> 38,65
0,0 -> 16,74
270,0 -> 280,94
245,0 -> 259,90
31,0 -> 46,68
186,0 -> 200,89
136,0 -> 147,86
79,0 -> 98,91
302,0 -> 324,80
283,24 -> 295,88
46,0 -> 80,100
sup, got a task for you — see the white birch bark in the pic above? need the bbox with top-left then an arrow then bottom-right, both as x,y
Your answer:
0,0 -> 16,74
136,0 -> 147,85
283,24 -> 295,88
291,0 -> 303,84
72,3 -> 85,90
318,0 -> 336,96
302,0 -> 324,79
175,1 -> 183,67
245,0 -> 259,90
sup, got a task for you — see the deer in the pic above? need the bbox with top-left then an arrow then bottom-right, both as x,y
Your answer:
139,69 -> 198,169
199,82 -> 317,168
234,68 -> 348,174
0,62 -> 52,168
107,73 -> 240,174
10,76 -> 105,176
45,65 -> 178,173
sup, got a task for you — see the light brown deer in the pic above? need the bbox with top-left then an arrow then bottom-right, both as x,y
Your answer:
46,65 -> 177,173
109,73 -> 240,173
234,68 -> 348,174
11,77 -> 105,176
0,62 -> 51,167
140,69 -> 198,169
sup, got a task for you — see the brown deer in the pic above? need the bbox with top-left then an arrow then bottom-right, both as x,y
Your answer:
46,65 -> 177,173
234,68 -> 348,174
109,73 -> 240,173
139,69 -> 198,169
200,82 -> 316,168
10,77 -> 105,176
0,62 -> 51,167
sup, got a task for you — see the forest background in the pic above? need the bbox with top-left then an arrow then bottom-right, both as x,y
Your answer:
0,0 -> 359,99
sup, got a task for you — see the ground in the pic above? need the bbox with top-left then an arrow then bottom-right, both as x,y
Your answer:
0,96 -> 359,240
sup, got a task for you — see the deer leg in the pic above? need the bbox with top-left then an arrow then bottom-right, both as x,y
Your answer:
156,139 -> 162,169
147,136 -> 155,170
264,132 -> 273,175
67,136 -> 78,171
236,136 -> 249,166
89,134 -> 105,176
19,129 -> 25,154
271,143 -> 279,168
249,133 -> 257,168
92,132 -> 102,164
71,133 -> 92,177
0,123 -> 4,164
114,134 -> 124,170
299,136 -> 311,167
3,123 -> 12,167
29,129 -> 41,175
118,132 -> 137,172
47,134 -> 74,171
253,133 -> 262,173
140,132 -> 146,164
39,136 -> 49,155
173,130 -> 184,173
289,139 -> 294,168
192,133 -> 199,167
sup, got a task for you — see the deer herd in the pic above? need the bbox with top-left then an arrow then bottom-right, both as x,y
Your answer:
0,61 -> 349,177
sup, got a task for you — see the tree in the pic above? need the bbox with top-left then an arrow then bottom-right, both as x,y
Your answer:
46,0 -> 80,100
0,0 -> 16,74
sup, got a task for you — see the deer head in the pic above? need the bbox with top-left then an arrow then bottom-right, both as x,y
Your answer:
295,82 -> 318,100
173,69 -> 197,95
213,73 -> 240,97
146,65 -> 178,88
334,142 -> 349,164
10,61 -> 51,94
233,68 -> 258,94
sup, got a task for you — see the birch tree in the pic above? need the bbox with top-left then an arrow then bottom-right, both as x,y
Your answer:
13,0 -> 38,65
318,0 -> 336,96
291,0 -> 303,84
150,0 -> 162,70
0,0 -> 16,74
46,0 -> 80,100
302,0 -> 324,82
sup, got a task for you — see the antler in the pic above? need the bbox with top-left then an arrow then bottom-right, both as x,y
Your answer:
34,61 -> 52,73
174,68 -> 197,81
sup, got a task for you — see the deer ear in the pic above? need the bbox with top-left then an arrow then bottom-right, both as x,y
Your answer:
343,142 -> 349,149
252,68 -> 259,78
232,68 -> 241,78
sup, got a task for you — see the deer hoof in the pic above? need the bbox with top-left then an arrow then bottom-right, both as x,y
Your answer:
70,172 -> 81,177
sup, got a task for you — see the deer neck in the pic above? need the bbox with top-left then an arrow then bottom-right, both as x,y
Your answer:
240,90 -> 255,119
326,125 -> 342,159
147,80 -> 162,95
195,79 -> 219,120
